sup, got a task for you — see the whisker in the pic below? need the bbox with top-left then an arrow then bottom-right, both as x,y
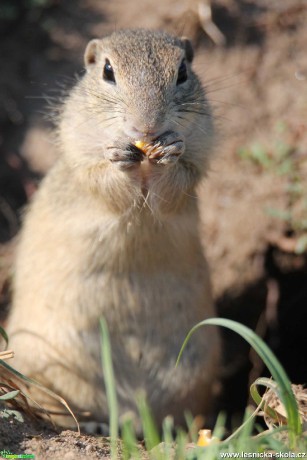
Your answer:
204,79 -> 247,94
200,67 -> 251,87
182,191 -> 198,200
141,190 -> 155,216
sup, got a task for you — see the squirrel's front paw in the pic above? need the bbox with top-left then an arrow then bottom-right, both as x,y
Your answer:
147,131 -> 185,165
107,142 -> 143,170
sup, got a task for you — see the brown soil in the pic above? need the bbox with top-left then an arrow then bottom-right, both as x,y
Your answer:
1,0 -> 306,457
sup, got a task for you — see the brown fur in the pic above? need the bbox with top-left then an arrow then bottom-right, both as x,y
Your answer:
7,29 -> 220,429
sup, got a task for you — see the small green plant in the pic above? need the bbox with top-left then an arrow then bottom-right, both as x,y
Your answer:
100,318 -> 119,458
177,319 -> 302,446
99,317 -> 305,459
237,132 -> 294,174
237,123 -> 307,254
0,325 -> 80,431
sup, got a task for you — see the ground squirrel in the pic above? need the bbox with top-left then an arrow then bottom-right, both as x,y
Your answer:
7,29 -> 220,429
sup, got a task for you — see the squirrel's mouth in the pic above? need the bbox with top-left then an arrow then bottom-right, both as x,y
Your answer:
125,125 -> 166,143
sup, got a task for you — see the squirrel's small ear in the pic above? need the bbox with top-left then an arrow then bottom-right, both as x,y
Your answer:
84,39 -> 100,68
181,38 -> 194,63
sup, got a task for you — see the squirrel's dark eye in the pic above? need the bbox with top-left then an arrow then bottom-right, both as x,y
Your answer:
176,59 -> 188,85
103,59 -> 115,83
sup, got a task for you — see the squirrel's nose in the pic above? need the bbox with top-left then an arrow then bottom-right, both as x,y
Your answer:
126,126 -> 162,141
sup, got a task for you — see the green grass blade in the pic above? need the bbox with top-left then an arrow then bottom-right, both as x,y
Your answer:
235,406 -> 256,452
121,416 -> 141,460
176,318 -> 301,446
224,404 -> 262,443
250,377 -> 287,421
0,389 -> 20,400
162,415 -> 174,449
0,326 -> 8,348
136,393 -> 161,455
212,412 -> 227,440
100,317 -> 119,459
0,358 -> 80,432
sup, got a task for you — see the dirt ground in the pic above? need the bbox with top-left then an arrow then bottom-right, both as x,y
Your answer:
0,0 -> 307,458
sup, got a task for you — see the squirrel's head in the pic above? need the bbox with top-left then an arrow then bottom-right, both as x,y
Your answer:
82,29 -> 209,142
